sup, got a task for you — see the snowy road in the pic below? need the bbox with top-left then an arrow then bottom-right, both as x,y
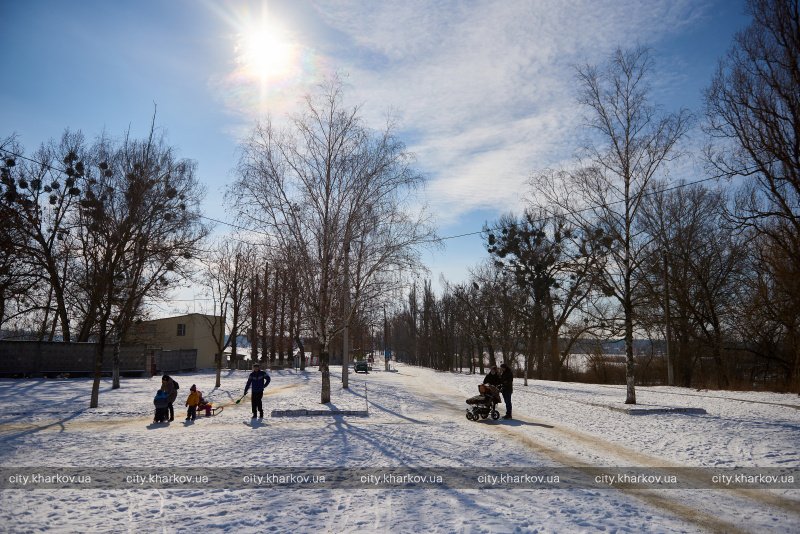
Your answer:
0,365 -> 798,533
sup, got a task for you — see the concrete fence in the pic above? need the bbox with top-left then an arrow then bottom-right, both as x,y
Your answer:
0,342 -> 199,377
0,341 -> 149,376
155,349 -> 197,374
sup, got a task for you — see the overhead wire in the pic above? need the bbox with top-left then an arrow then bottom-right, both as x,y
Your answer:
0,147 -> 764,248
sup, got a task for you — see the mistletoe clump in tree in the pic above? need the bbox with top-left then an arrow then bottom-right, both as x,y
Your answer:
486,210 -> 600,381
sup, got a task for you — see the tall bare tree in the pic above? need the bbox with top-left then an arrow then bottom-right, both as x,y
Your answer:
200,240 -> 252,387
639,182 -> 746,387
231,77 -> 433,403
532,47 -> 690,403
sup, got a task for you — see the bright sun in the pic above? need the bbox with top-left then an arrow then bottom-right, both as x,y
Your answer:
237,21 -> 297,83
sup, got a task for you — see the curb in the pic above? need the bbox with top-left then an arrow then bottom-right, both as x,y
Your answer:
270,409 -> 369,417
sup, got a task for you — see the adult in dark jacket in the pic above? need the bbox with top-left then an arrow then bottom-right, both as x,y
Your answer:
244,363 -> 271,419
483,366 -> 502,387
161,375 -> 180,422
499,363 -> 513,419
481,366 -> 502,403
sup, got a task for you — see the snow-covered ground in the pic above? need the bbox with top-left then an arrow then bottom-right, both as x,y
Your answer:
0,363 -> 798,533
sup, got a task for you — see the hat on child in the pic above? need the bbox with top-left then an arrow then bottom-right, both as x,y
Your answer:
190,384 -> 196,391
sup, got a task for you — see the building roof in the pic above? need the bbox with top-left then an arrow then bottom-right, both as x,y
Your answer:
136,313 -> 221,324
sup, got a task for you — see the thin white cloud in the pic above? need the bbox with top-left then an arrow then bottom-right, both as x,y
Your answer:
311,0 -> 709,220
212,0 -> 711,225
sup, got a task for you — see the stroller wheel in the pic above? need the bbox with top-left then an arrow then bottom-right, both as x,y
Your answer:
466,412 -> 474,421
491,410 -> 500,420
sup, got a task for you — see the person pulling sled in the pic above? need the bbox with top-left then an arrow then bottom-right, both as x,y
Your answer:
243,362 -> 271,419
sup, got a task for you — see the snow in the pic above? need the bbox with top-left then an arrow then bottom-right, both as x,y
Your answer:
0,363 -> 798,533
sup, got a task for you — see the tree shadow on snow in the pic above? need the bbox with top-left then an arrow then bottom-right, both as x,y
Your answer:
0,378 -> 115,425
0,410 -> 86,441
346,388 -> 425,424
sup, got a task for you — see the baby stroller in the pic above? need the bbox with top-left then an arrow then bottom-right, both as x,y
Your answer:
153,390 -> 169,423
465,384 -> 501,421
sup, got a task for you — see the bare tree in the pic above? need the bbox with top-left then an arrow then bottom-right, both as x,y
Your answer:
231,77 -> 434,403
639,182 -> 746,387
705,0 -> 800,391
532,47 -> 690,403
199,240 -> 252,387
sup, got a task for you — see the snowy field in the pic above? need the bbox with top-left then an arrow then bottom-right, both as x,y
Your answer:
0,363 -> 798,533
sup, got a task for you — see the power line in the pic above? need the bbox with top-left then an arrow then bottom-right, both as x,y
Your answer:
199,214 -> 274,239
423,164 -> 760,244
1,146 -> 763,247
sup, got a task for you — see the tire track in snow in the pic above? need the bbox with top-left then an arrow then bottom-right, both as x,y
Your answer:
398,370 -> 796,534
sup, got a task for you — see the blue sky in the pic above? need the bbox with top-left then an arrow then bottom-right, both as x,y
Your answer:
1,0 -> 750,311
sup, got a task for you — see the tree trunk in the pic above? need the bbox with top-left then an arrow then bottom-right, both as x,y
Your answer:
50,254 -> 71,343
111,331 -> 121,390
212,351 -> 219,387
270,267 -> 279,364
278,286 -> 287,364
0,290 -> 5,334
295,335 -> 306,371
38,285 -> 54,342
288,292 -> 296,367
713,327 -> 728,389
90,327 -> 107,408
250,274 -> 259,363
487,339 -> 497,368
663,251 -> 675,386
261,264 -> 269,365
624,297 -> 636,404
54,283 -> 70,342
231,305 -> 239,362
550,330 -> 561,381
320,345 -> 331,404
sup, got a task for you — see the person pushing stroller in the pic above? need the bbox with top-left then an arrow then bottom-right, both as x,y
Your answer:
465,366 -> 502,421
483,366 -> 502,387
481,366 -> 503,404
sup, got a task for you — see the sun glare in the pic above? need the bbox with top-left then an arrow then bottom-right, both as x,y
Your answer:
236,21 -> 297,83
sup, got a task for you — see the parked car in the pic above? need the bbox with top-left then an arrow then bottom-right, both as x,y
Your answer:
354,360 -> 369,374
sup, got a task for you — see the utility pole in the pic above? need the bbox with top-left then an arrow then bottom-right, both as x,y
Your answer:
251,273 -> 259,363
342,239 -> 351,389
663,250 -> 674,386
384,304 -> 390,371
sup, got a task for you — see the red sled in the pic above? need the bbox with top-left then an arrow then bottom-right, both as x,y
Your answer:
197,400 -> 224,417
